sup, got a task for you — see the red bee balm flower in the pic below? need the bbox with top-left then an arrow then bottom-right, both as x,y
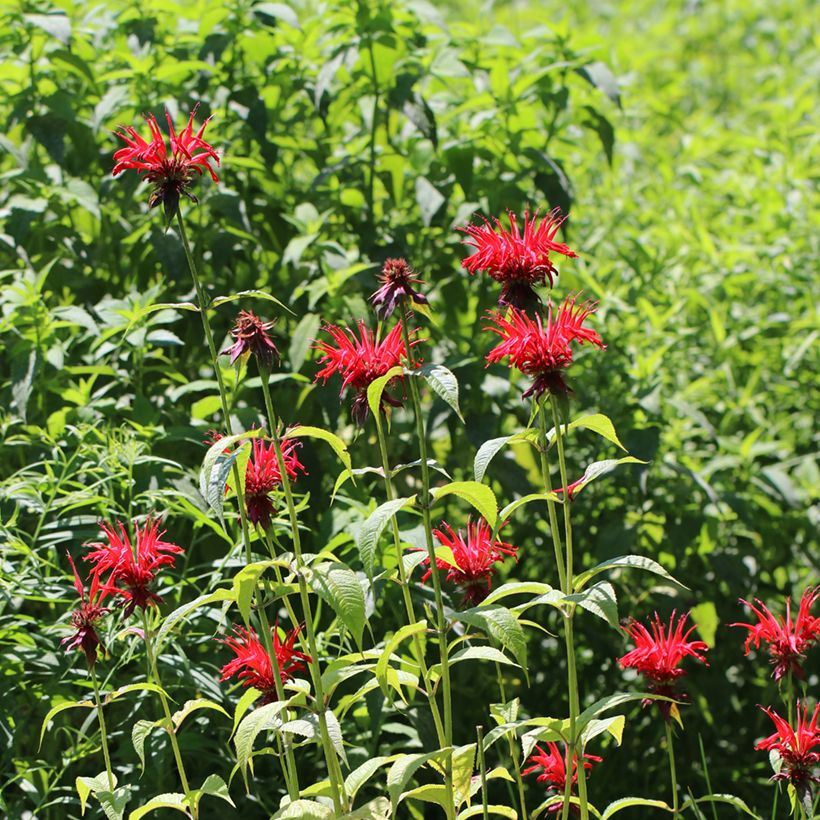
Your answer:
420,519 -> 518,606
618,611 -> 709,719
220,624 -> 310,704
523,742 -> 602,815
84,519 -> 184,616
112,104 -> 219,215
222,310 -> 279,371
460,208 -> 577,311
755,701 -> 820,786
61,552 -> 111,667
314,321 -> 420,424
485,296 -> 605,399
244,438 -> 306,529
731,588 -> 820,681
370,258 -> 429,321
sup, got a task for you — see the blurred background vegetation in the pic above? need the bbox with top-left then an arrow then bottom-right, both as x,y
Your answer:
0,0 -> 816,816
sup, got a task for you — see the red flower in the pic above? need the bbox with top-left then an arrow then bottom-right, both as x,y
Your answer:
523,742 -> 602,814
755,702 -> 820,786
314,321 -> 420,424
222,310 -> 279,371
220,624 -> 310,704
61,552 -> 111,667
618,611 -> 709,718
84,519 -> 184,616
370,258 -> 429,321
112,104 -> 219,215
460,208 -> 577,312
731,588 -> 820,681
244,438 -> 306,529
485,296 -> 605,399
420,519 -> 518,606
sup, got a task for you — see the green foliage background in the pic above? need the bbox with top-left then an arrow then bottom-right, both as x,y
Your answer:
0,0 -> 816,816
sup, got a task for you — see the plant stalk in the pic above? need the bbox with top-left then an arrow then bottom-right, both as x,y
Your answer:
89,664 -> 115,792
477,725 -> 489,820
494,665 -> 528,820
665,721 -> 679,819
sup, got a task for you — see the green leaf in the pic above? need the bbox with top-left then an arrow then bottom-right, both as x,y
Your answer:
430,481 -> 497,528
305,562 -> 367,648
209,289 -> 292,313
399,783 -> 449,808
75,772 -> 119,814
367,365 -> 405,420
231,688 -> 261,737
345,755 -> 402,802
284,425 -> 352,473
580,714 -> 626,746
289,312 -> 321,373
194,774 -> 235,810
40,698 -> 93,748
357,497 -> 414,578
575,61 -> 621,107
473,431 -> 538,482
156,588 -> 234,653
128,793 -> 189,819
449,646 -> 518,668
413,364 -> 464,421
131,720 -> 157,771
232,560 -> 279,626
498,492 -> 560,525
452,742 -> 476,807
574,554 -> 685,592
171,698 -> 229,730
458,605 -> 527,671
458,806 -> 518,819
252,2 -> 301,29
601,797 -> 672,818
376,621 -> 428,693
234,700 -> 290,784
415,176 -> 445,226
272,801 -> 333,819
678,794 -> 759,817
563,456 -> 646,499
387,748 -> 451,811
482,581 -> 556,606
564,581 -> 619,628
566,413 -> 627,450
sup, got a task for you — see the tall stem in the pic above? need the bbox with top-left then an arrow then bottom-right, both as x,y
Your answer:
89,664 -> 115,792
476,725 -> 489,820
176,208 -> 300,797
373,414 -> 447,748
536,405 -> 567,593
665,721 -> 679,819
259,371 -> 347,814
141,610 -> 196,819
399,316 -> 455,819
494,666 -> 528,819
549,395 -> 588,819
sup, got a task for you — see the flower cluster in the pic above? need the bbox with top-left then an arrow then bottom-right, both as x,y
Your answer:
222,310 -> 279,371
755,702 -> 820,786
220,624 -> 310,704
244,438 -> 306,529
618,611 -> 709,719
731,587 -> 820,681
485,296 -> 605,399
460,209 -> 577,312
113,105 -> 219,215
61,552 -> 111,667
314,320 -> 420,424
523,742 -> 602,815
420,519 -> 518,606
371,258 -> 429,321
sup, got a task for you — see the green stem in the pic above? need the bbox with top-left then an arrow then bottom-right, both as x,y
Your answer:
176,207 -> 301,797
549,395 -> 587,820
259,371 -> 347,814
399,315 -> 455,820
89,664 -> 115,792
477,725 -> 489,820
364,10 -> 379,231
373,414 -> 447,748
665,721 -> 679,819
536,404 -> 568,593
142,610 -> 196,819
495,665 -> 528,820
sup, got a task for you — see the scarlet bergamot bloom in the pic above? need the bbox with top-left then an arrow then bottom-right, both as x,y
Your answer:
618,611 -> 709,719
220,624 -> 310,704
523,742 -> 602,815
112,104 -> 219,215
419,519 -> 518,606
84,519 -> 184,616
731,588 -> 820,681
485,295 -> 605,399
61,551 -> 111,667
314,320 -> 420,424
755,701 -> 820,786
244,438 -> 306,529
370,258 -> 429,321
460,208 -> 577,312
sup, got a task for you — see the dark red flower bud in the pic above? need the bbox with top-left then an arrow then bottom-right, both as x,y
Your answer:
370,258 -> 429,321
222,310 -> 280,371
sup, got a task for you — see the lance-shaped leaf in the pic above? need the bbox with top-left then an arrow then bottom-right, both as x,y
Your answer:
284,425 -> 352,473
474,430 -> 539,482
563,581 -> 619,628
304,562 -> 367,648
234,700 -> 291,785
209,289 -> 292,313
367,365 -> 405,419
357,496 -> 414,578
430,481 -> 497,527
410,363 -> 464,421
458,605 -> 527,671
574,554 -> 685,592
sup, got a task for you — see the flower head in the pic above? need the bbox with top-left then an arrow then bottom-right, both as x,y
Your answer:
314,320 -> 420,424
222,310 -> 279,371
220,624 -> 310,704
420,519 -> 518,606
61,552 -> 111,667
755,702 -> 820,786
370,258 -> 429,321
523,742 -> 602,815
112,104 -> 219,216
244,438 -> 306,529
485,296 -> 605,399
731,588 -> 820,681
618,611 -> 709,719
460,208 -> 577,311
84,519 -> 184,616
